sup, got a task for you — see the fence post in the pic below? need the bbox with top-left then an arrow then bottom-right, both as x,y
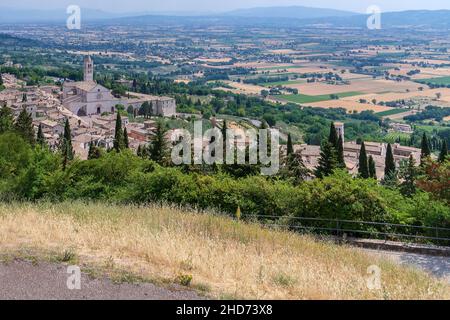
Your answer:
336,219 -> 340,238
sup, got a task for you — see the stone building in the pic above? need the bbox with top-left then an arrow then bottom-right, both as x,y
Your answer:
62,56 -> 176,117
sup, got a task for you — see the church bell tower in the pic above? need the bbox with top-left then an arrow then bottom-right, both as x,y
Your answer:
83,55 -> 94,82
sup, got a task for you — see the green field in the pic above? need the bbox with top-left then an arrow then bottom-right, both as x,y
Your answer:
279,92 -> 362,104
416,124 -> 449,133
384,132 -> 411,143
416,76 -> 450,86
375,108 -> 407,117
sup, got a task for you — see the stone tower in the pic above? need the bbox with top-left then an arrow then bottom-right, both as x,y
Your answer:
334,122 -> 345,144
83,55 -> 94,82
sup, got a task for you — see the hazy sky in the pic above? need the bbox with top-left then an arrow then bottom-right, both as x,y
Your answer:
2,0 -> 450,13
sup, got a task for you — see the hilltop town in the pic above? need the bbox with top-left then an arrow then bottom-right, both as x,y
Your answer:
1,56 -> 176,159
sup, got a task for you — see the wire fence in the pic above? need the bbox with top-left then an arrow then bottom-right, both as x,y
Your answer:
241,214 -> 450,246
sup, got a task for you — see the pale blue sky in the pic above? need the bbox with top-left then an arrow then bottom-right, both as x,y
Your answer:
2,0 -> 450,14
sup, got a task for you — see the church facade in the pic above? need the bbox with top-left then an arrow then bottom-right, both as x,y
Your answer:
62,56 -> 176,117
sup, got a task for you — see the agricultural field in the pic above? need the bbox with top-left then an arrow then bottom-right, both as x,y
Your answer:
305,100 -> 391,113
416,76 -> 450,86
279,91 -> 363,104
260,79 -> 306,87
376,108 -> 409,117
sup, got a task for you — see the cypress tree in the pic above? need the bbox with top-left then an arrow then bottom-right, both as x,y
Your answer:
420,132 -> 431,160
337,135 -> 346,169
328,122 -> 338,149
113,111 -> 124,152
87,141 -> 94,160
286,133 -> 294,156
438,140 -> 448,163
358,141 -> 369,179
36,123 -> 46,146
123,127 -> 129,149
385,143 -> 396,176
0,106 -> 14,134
87,141 -> 101,160
137,145 -> 142,157
60,118 -> 74,170
149,121 -> 168,165
315,141 -> 338,179
14,108 -> 35,145
222,120 -> 228,159
285,150 -> 310,185
368,155 -> 377,179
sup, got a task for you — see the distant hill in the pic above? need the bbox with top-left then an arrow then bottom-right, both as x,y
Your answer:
224,6 -> 357,19
0,7 -> 131,23
2,6 -> 450,30
297,10 -> 450,29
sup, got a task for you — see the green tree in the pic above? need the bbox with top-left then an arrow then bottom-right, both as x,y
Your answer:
438,140 -> 448,163
383,143 -> 398,187
286,133 -> 294,156
36,124 -> 46,147
336,135 -> 346,169
60,118 -> 74,170
315,141 -> 338,179
328,122 -> 338,149
14,108 -> 35,145
222,120 -> 228,158
399,155 -> 418,197
282,150 -> 310,185
368,155 -> 377,179
358,141 -> 369,179
87,141 -> 101,160
123,127 -> 129,149
384,143 -> 396,177
113,111 -> 124,152
420,132 -> 431,161
149,121 -> 168,165
139,101 -> 152,119
0,107 -> 14,134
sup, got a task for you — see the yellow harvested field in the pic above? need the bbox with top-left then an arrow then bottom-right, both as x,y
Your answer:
283,79 -> 422,95
342,88 -> 450,103
267,49 -> 299,55
383,110 -> 418,120
195,57 -> 232,63
174,79 -> 191,84
305,100 -> 391,113
233,62 -> 294,69
224,81 -> 266,94
414,67 -> 450,77
340,73 -> 372,80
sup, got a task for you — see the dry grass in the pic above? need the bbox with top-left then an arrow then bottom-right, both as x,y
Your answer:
0,202 -> 448,300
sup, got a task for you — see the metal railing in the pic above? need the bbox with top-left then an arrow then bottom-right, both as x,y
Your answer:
241,214 -> 450,245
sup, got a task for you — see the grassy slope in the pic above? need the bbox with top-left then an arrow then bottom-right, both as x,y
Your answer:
0,202 -> 447,300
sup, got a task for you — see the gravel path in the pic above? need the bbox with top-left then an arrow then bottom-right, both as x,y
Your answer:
0,259 -> 203,300
363,249 -> 450,283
